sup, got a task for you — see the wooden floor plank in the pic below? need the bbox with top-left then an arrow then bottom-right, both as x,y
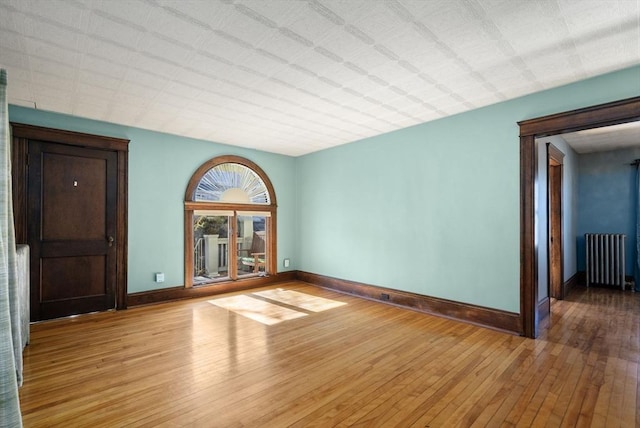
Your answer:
381,329 -> 501,427
467,342 -> 532,427
526,341 -> 574,427
413,334 -> 516,426
287,319 -> 456,427
18,282 -> 640,427
480,339 -> 553,427
623,361 -> 639,428
587,350 -> 614,427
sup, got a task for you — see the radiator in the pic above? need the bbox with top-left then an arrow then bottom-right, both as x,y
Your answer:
15,244 -> 29,387
585,234 -> 626,290
16,244 -> 29,348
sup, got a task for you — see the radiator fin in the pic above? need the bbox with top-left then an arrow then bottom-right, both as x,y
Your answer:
585,233 -> 625,290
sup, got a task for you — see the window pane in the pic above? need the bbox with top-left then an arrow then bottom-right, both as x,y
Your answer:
237,214 -> 267,277
193,213 -> 230,284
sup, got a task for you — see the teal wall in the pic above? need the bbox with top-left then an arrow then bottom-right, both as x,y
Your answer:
8,107 -> 298,293
577,147 -> 640,276
296,65 -> 640,313
9,65 -> 640,310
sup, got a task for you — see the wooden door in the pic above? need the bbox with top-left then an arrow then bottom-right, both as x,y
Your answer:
548,144 -> 564,300
28,141 -> 118,320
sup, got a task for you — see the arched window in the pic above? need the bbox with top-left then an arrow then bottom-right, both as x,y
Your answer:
184,156 -> 277,287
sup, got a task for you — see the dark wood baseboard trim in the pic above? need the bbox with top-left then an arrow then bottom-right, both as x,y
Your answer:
538,297 -> 550,322
564,272 -> 581,296
296,271 -> 522,335
575,271 -> 634,290
128,270 -> 523,335
127,271 -> 297,307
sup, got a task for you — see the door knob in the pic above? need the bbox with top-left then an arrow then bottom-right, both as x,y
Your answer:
107,236 -> 115,247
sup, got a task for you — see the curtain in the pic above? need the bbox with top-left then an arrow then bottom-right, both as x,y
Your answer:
0,69 -> 23,427
636,163 -> 640,292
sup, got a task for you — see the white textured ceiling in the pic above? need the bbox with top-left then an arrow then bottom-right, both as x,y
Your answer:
561,121 -> 640,154
0,0 -> 638,156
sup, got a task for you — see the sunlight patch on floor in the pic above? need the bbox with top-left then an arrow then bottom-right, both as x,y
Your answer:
254,289 -> 347,312
208,295 -> 307,325
208,290 -> 347,325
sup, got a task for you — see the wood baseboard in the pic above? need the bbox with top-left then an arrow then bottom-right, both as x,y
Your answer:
128,270 -> 523,335
575,271 -> 634,290
538,297 -> 550,322
564,272 -> 580,295
296,271 -> 522,335
127,271 -> 297,307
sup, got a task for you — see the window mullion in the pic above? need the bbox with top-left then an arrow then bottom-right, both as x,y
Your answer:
229,212 -> 238,280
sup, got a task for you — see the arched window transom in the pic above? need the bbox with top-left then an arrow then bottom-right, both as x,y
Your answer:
194,163 -> 271,204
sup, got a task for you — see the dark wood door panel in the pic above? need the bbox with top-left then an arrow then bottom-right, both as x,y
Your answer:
41,240 -> 109,258
41,256 -> 107,301
28,140 -> 118,320
42,152 -> 108,240
39,296 -> 114,321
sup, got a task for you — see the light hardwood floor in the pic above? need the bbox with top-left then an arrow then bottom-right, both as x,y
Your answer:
19,281 -> 640,427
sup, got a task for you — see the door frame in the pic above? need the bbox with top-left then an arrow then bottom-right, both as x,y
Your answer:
547,143 -> 564,302
518,96 -> 640,338
11,123 -> 129,310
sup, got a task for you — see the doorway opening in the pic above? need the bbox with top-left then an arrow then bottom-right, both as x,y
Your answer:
519,96 -> 640,338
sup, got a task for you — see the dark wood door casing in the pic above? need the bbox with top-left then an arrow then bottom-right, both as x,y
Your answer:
519,96 -> 640,338
547,144 -> 564,301
11,123 -> 129,317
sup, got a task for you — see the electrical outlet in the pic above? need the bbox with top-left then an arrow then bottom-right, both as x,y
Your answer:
283,258 -> 290,268
155,272 -> 165,283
